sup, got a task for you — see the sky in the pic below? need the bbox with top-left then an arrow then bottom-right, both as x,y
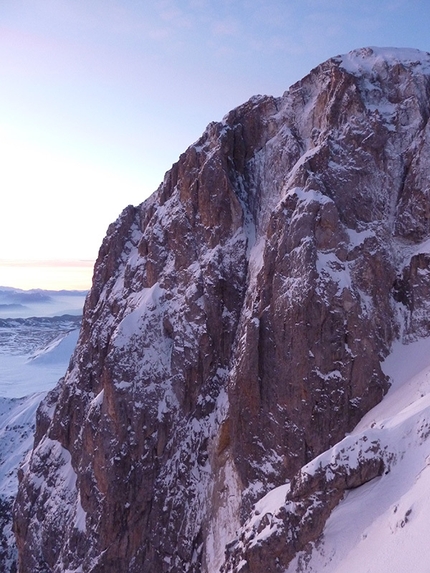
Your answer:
1,0 -> 430,290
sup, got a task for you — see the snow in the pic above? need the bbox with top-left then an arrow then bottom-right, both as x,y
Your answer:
251,483 -> 291,520
286,147 -> 323,185
111,282 -> 164,350
0,354 -> 66,397
0,392 -> 45,497
89,389 -> 105,410
338,47 -> 430,77
286,186 -> 333,207
75,491 -> 87,533
354,336 -> 430,431
346,227 -> 373,248
27,328 -> 79,365
0,288 -> 83,397
246,236 -> 266,288
204,457 -> 242,572
0,327 -> 79,398
316,252 -> 351,295
0,333 -> 78,490
282,334 -> 430,572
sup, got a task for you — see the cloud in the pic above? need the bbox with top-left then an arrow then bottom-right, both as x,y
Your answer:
148,27 -> 171,40
211,19 -> 239,37
156,0 -> 193,28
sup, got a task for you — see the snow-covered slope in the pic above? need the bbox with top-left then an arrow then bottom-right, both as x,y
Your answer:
27,328 -> 80,365
311,337 -> 430,573
0,316 -> 81,398
226,336 -> 430,573
0,393 -> 45,570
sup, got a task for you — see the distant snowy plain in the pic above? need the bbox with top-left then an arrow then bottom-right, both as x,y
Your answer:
0,288 -> 86,397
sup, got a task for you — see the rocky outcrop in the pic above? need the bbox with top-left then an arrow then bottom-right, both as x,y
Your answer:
221,434 -> 388,573
13,47 -> 430,572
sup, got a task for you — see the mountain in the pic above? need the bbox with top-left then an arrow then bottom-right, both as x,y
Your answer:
0,287 -> 87,319
13,47 -> 430,572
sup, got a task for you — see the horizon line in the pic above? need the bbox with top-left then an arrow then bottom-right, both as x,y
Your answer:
0,259 -> 95,268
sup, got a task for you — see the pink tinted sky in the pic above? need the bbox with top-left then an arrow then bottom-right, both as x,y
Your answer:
0,260 -> 94,291
1,0 -> 429,290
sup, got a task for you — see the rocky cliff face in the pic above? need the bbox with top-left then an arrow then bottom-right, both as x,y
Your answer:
13,47 -> 430,572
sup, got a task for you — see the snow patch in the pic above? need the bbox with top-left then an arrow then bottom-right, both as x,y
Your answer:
27,329 -> 79,365
338,47 -> 430,77
74,491 -> 87,533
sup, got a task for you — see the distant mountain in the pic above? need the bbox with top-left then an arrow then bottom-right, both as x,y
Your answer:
0,286 -> 88,296
13,47 -> 430,572
0,288 -> 87,319
0,288 -> 52,304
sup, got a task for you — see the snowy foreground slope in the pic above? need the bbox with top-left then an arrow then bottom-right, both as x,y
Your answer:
13,47 -> 430,572
306,338 -> 430,573
226,336 -> 430,573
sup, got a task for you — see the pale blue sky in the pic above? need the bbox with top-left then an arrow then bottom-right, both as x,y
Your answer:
1,0 -> 429,287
